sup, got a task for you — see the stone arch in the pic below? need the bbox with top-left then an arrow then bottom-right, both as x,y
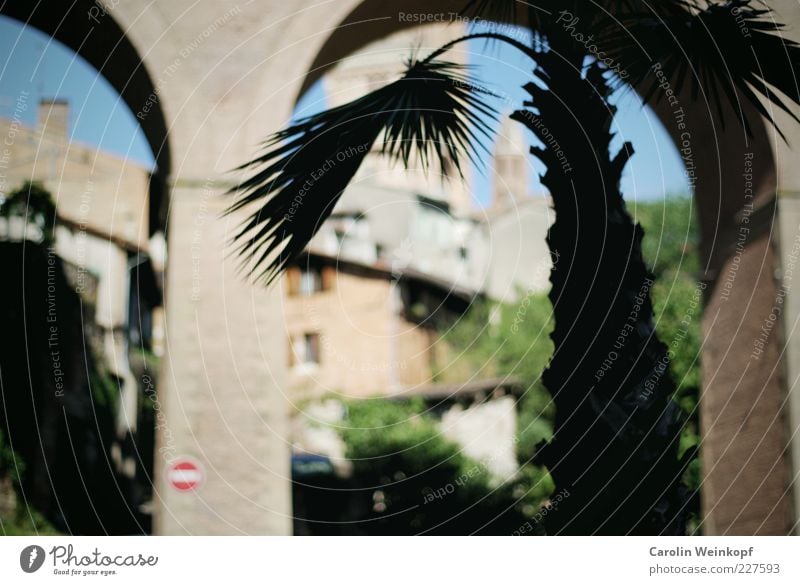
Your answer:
0,0 -> 175,534
296,0 -> 792,535
295,1 -> 779,275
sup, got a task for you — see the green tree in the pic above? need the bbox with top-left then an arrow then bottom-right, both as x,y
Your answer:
228,1 -> 800,534
434,294 -> 554,465
0,429 -> 59,535
340,398 -> 552,534
1,181 -> 57,245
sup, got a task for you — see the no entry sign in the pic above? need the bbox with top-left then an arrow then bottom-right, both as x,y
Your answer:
166,457 -> 205,492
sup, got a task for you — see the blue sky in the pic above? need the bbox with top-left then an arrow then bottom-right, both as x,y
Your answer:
1,16 -> 688,205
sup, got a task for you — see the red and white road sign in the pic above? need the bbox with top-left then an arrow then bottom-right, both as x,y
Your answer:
166,457 -> 205,492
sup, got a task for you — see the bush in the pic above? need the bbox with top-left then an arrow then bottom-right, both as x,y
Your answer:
340,398 -> 549,534
0,429 -> 60,535
0,181 -> 57,245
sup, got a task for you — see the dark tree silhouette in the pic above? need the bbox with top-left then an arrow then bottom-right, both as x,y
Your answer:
0,183 -> 146,534
227,0 -> 800,534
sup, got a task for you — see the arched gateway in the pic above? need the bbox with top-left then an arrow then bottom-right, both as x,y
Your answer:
4,0 -> 800,535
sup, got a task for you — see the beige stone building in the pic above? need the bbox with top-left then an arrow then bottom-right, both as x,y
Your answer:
1,99 -> 153,249
283,253 -> 469,401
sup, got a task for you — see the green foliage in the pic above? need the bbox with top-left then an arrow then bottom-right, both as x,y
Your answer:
434,293 -> 555,487
340,398 -> 549,534
435,293 -> 554,385
0,181 -> 57,245
516,389 -> 554,464
89,369 -> 120,414
651,277 -> 703,399
633,196 -> 700,277
130,346 -> 161,374
1,506 -> 61,536
633,196 -> 702,521
342,398 -> 460,476
0,428 -> 23,487
633,196 -> 702,399
0,429 -> 59,535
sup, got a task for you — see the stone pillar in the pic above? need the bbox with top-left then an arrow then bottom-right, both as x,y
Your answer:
154,180 -> 291,535
699,233 -> 792,534
767,0 -> 800,538
649,86 -> 792,534
777,195 -> 800,534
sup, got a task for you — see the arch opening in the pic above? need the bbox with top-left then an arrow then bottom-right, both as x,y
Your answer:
283,0 -> 786,536
0,3 -> 170,535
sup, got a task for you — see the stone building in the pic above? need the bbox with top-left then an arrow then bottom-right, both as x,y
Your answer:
481,117 -> 554,301
283,251 -> 474,401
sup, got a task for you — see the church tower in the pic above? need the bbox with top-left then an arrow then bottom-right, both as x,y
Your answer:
491,115 -> 530,209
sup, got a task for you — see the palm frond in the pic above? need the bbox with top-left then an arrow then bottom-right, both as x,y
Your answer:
459,0 -> 697,35
227,58 -> 496,284
611,0 -> 800,138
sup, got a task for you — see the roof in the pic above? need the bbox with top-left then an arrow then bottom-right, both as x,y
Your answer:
39,98 -> 69,105
393,376 -> 525,404
301,249 -> 480,303
473,193 -> 553,223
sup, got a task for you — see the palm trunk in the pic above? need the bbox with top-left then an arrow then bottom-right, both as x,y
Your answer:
511,44 -> 693,535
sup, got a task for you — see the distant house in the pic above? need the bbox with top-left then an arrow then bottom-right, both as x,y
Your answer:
481,117 -> 556,301
284,249 -> 527,486
283,250 -> 475,401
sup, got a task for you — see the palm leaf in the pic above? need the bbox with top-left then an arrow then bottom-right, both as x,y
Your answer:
459,0 -> 694,36
610,0 -> 800,138
227,58 -> 496,284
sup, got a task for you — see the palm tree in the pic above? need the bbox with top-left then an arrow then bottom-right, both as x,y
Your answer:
227,0 -> 800,534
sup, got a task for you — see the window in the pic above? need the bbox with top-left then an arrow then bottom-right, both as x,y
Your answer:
298,267 -> 322,296
304,333 -> 320,365
287,264 -> 333,296
291,333 -> 321,367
